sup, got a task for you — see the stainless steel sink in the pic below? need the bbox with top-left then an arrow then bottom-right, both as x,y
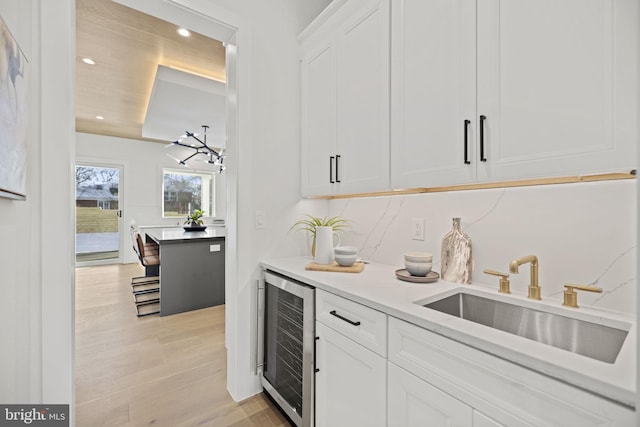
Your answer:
423,292 -> 629,363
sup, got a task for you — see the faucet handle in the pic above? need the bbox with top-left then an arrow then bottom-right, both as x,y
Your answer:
562,283 -> 602,308
483,269 -> 511,294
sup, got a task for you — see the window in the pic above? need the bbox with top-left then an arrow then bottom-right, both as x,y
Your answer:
162,169 -> 215,218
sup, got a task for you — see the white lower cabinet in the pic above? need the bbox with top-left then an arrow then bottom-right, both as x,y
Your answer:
388,362 -> 473,427
472,410 -> 504,427
388,362 -> 503,427
388,317 -> 634,426
315,322 -> 387,427
312,290 -> 633,426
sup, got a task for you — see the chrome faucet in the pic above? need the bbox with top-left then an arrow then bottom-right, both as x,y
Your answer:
509,255 -> 541,300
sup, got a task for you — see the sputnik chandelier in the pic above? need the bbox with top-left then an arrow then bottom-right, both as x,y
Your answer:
168,125 -> 225,173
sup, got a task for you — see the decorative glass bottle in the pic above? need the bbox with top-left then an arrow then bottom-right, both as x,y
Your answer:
440,217 -> 472,284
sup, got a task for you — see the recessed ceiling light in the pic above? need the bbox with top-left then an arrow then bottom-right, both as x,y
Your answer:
82,57 -> 96,65
96,115 -> 104,120
177,28 -> 191,37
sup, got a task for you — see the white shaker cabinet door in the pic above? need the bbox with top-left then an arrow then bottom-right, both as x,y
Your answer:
335,0 -> 390,195
390,0 -> 477,189
301,42 -> 338,197
476,0 -> 638,182
315,321 -> 386,427
301,0 -> 390,197
388,362 -> 473,427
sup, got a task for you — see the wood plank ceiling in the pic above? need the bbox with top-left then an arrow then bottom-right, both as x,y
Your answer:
75,0 -> 226,143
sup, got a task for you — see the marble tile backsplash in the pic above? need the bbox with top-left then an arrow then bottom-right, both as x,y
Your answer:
328,180 -> 637,315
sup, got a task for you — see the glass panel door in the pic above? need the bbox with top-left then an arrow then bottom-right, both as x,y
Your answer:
75,163 -> 122,265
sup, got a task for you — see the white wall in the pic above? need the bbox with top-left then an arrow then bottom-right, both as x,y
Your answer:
76,132 -> 227,264
0,0 -> 38,403
40,0 -> 75,408
209,0 -> 331,400
0,0 -> 75,410
326,179 -> 637,315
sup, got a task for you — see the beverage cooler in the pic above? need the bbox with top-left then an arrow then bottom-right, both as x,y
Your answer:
260,270 -> 315,427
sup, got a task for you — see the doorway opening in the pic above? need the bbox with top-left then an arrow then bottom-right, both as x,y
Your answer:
74,0 -> 243,411
75,163 -> 123,265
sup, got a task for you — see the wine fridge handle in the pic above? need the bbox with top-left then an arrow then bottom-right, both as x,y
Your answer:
254,279 -> 265,375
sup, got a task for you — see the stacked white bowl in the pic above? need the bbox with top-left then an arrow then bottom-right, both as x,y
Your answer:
404,252 -> 433,276
334,246 -> 358,267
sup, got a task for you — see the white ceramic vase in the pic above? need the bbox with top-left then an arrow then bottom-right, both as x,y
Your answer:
314,226 -> 340,265
440,217 -> 472,284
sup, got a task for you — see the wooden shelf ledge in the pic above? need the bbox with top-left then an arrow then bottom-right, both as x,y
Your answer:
307,171 -> 636,200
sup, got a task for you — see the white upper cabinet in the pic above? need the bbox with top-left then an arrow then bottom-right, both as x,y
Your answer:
390,0 -> 477,188
476,0 -> 638,181
391,0 -> 638,189
301,0 -> 390,197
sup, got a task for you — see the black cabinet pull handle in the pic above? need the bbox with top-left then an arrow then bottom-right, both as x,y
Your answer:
463,119 -> 471,165
314,336 -> 320,373
329,156 -> 335,183
335,155 -> 341,183
329,310 -> 360,326
479,115 -> 487,162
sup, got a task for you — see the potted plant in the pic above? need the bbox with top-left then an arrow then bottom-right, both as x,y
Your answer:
185,209 -> 205,227
290,214 -> 350,255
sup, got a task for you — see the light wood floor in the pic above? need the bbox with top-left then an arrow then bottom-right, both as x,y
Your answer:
75,263 -> 291,427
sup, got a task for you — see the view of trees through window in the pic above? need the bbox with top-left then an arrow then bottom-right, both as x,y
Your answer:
163,169 -> 214,218
76,166 -> 119,188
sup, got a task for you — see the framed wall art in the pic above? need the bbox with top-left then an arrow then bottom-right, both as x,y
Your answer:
0,15 -> 28,200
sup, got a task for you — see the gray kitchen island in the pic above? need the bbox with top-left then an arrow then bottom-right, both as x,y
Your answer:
143,226 -> 225,316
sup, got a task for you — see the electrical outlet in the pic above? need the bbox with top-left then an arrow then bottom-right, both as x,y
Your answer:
412,218 -> 425,241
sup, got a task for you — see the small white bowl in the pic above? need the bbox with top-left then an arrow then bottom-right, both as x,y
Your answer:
405,260 -> 433,268
335,246 -> 358,255
335,253 -> 357,267
404,260 -> 432,277
404,251 -> 433,263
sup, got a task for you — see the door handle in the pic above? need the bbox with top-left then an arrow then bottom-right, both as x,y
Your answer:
479,115 -> 487,162
335,155 -> 341,183
463,120 -> 471,165
117,210 -> 122,218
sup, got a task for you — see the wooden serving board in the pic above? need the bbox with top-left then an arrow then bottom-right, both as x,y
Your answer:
305,261 -> 365,273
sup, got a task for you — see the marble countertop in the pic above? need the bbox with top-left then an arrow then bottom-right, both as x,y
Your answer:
260,256 -> 637,408
143,226 -> 226,242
